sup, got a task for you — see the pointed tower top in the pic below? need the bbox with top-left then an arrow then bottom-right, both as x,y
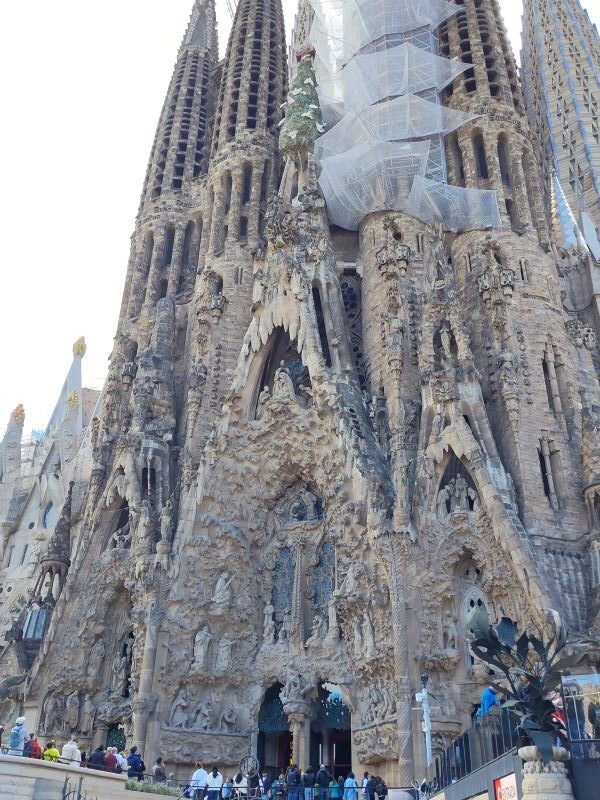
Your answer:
181,0 -> 217,54
549,171 -> 589,253
42,481 -> 74,567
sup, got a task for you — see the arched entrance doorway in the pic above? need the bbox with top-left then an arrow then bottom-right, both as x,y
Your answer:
310,685 -> 352,777
258,683 -> 292,776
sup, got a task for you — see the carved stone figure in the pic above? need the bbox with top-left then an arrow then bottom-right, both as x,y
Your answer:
215,636 -> 234,671
454,474 -> 469,511
193,697 -> 214,730
306,614 -> 327,646
192,625 -> 212,669
88,638 -> 105,677
442,611 -> 459,651
80,695 -> 96,735
363,609 -> 376,657
170,688 -> 189,728
436,485 -> 451,520
219,705 -> 238,732
263,603 -> 276,644
212,573 -> 233,609
352,617 -> 363,657
257,386 -> 271,418
272,365 -> 296,400
65,690 -> 80,732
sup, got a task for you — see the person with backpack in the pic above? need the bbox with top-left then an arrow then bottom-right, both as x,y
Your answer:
302,765 -> 315,800
364,776 -> 377,800
127,746 -> 144,780
7,716 -> 29,756
315,765 -> 332,800
271,774 -> 285,800
286,764 -> 300,800
88,745 -> 106,769
328,778 -> 341,800
374,778 -> 387,800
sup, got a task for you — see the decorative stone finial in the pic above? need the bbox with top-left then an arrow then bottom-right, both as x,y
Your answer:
279,45 -> 324,159
11,404 -> 25,424
67,390 -> 80,410
73,337 -> 87,358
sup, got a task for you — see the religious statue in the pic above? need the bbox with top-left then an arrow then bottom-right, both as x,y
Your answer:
219,705 -> 238,732
280,609 -> 293,642
112,521 -> 131,549
170,688 -> 189,728
215,636 -> 234,671
65,690 -> 80,732
363,609 -> 377,658
257,386 -> 271,418
88,638 -> 105,677
212,573 -> 234,609
454,474 -> 469,511
193,697 -> 214,730
442,610 -> 459,651
352,617 -> 363,658
192,625 -> 212,669
263,603 -> 276,645
306,614 -> 327,647
436,485 -> 451,520
160,496 -> 175,542
42,693 -> 59,734
111,653 -> 130,696
272,364 -> 296,400
80,695 -> 96,735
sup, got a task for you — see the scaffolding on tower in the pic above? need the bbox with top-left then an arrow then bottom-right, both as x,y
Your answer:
307,0 -> 502,231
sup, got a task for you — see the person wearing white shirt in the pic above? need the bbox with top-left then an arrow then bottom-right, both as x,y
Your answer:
116,750 -> 127,772
207,766 -> 224,800
361,774 -> 369,796
61,737 -> 82,766
191,762 -> 210,800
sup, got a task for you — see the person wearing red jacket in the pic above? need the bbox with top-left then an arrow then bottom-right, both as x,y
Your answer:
28,734 -> 42,759
104,746 -> 118,772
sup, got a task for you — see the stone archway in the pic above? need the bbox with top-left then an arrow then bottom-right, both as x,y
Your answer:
310,684 -> 352,777
258,683 -> 292,776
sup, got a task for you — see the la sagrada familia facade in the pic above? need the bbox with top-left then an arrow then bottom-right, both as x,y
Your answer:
2,0 -> 600,785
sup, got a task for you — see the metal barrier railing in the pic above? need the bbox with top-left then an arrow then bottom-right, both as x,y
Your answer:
432,707 -> 518,791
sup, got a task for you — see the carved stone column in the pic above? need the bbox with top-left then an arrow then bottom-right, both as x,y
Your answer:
287,707 -> 311,769
376,528 -> 414,785
132,589 -> 163,752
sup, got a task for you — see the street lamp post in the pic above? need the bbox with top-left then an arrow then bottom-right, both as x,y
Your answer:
415,673 -> 433,768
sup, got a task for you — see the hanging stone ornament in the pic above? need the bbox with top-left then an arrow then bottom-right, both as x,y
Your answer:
279,45 -> 324,165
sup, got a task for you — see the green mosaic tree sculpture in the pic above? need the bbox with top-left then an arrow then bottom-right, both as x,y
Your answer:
279,45 -> 325,164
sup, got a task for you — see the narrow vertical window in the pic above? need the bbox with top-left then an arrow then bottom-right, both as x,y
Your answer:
473,133 -> 489,180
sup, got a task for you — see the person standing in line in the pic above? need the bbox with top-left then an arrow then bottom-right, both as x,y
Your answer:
207,764 -> 224,800
28,733 -> 42,759
315,764 -> 331,800
262,771 -> 272,800
191,761 -> 209,800
7,716 -> 29,757
61,736 -> 82,766
286,763 -> 300,800
127,745 -> 145,781
328,777 -> 341,800
223,776 -> 235,800
303,765 -> 315,800
361,773 -> 369,798
88,745 -> 106,770
364,776 -> 377,800
152,757 -> 168,783
115,749 -> 127,773
104,746 -> 118,772
343,772 -> 358,800
43,741 -> 60,762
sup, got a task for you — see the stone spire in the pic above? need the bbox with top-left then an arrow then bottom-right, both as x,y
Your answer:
139,0 -> 218,209
521,0 -> 600,258
34,481 -> 74,605
210,0 -> 288,154
1,404 -> 25,479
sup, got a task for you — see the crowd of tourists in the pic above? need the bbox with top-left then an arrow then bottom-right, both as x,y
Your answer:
186,764 -> 388,800
4,716 -> 389,798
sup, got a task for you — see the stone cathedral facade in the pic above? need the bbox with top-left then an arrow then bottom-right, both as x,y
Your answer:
2,0 -> 600,786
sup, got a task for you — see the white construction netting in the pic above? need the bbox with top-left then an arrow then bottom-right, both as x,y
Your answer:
309,0 -> 459,66
406,176 -> 502,232
316,42 -> 471,121
314,95 -> 477,159
308,0 -> 501,232
319,141 -> 431,230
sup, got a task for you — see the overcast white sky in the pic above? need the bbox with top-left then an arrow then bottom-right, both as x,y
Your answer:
0,0 -> 598,434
